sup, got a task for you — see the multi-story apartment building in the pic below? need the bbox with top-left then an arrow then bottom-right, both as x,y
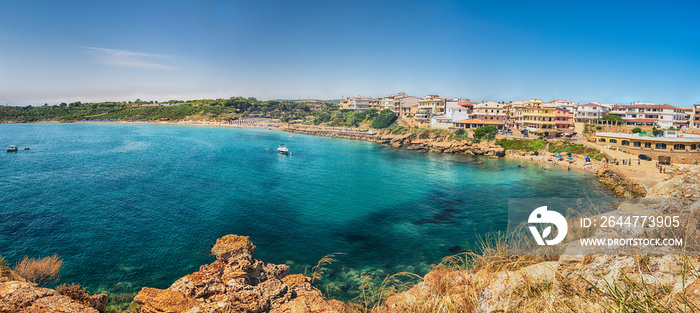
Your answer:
625,103 -> 687,128
574,103 -> 609,123
692,105 -> 700,129
473,101 -> 507,124
458,100 -> 478,115
509,102 -> 527,130
609,104 -> 627,119
548,100 -> 576,111
416,95 -> 446,123
396,95 -> 421,117
380,92 -> 408,112
341,96 -> 372,110
555,108 -> 573,130
522,107 -> 556,136
369,99 -> 382,110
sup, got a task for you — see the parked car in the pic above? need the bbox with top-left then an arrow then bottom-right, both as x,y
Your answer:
639,154 -> 652,161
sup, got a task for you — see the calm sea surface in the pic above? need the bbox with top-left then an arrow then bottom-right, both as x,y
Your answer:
0,123 -> 613,297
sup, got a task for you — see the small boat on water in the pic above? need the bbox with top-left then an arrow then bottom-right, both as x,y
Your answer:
7,145 -> 18,152
24,147 -> 30,150
277,144 -> 289,154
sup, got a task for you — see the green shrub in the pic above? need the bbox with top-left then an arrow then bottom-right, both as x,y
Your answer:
370,110 -> 397,129
595,126 -> 602,130
473,125 -> 496,141
631,127 -> 642,133
495,139 -> 545,151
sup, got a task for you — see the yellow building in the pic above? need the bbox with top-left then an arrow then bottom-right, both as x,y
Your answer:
416,95 -> 445,122
522,107 -> 556,136
595,132 -> 700,163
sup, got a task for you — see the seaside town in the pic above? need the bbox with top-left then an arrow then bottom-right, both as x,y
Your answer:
329,93 -> 700,163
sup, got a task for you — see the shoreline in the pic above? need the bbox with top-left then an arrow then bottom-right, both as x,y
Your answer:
3,120 -> 659,197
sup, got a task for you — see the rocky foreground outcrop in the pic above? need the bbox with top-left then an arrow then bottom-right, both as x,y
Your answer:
134,235 -> 354,313
647,168 -> 700,199
377,253 -> 700,312
0,273 -> 108,313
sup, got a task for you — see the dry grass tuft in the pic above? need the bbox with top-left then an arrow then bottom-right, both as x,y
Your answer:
308,252 -> 346,283
13,254 -> 63,286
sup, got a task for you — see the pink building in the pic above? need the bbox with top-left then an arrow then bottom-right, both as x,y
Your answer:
555,108 -> 573,130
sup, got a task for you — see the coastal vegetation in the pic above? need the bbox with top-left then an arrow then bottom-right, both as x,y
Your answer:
496,138 -> 605,160
12,255 -> 63,286
0,97 -> 314,123
598,114 -> 624,122
472,125 -> 496,141
310,108 -> 397,128
546,140 -> 606,160
495,138 -> 546,152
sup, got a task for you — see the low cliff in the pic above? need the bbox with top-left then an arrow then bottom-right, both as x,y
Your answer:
285,128 -> 505,157
596,168 -> 647,198
134,235 -> 354,313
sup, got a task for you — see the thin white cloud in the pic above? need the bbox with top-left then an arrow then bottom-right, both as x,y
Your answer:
81,47 -> 177,70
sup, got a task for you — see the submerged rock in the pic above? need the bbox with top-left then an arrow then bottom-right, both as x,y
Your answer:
134,234 -> 354,313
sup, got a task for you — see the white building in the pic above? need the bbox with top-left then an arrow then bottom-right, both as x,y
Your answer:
574,103 -> 609,123
625,103 -> 687,128
342,96 -> 372,111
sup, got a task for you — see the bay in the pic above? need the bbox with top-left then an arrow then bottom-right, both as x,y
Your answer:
0,123 -> 613,297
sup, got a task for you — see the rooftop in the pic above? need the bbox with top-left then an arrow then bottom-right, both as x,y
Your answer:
453,118 -> 505,125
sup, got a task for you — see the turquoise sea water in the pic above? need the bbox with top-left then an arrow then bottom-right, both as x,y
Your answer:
0,123 -> 613,298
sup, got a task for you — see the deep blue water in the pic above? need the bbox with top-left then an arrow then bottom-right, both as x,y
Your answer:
0,123 -> 613,297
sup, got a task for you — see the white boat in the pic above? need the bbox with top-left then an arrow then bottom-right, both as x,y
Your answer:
6,145 -> 18,152
277,144 -> 289,154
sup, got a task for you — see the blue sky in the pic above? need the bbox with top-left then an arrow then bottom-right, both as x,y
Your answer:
1,0 -> 699,106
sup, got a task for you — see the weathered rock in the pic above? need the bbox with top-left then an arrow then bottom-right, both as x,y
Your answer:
647,169 -> 700,199
134,287 -> 198,313
597,169 -> 647,197
135,235 -> 355,313
211,234 -> 256,260
0,281 -> 100,313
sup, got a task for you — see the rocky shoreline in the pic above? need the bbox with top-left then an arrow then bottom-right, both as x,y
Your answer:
284,127 -> 654,198
284,127 -> 506,157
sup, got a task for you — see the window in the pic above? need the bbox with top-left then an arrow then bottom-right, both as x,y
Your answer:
610,139 -> 618,144
621,140 -> 630,146
692,144 -> 697,150
674,144 -> 685,150
655,143 -> 667,150
633,141 -> 641,147
645,142 -> 651,148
